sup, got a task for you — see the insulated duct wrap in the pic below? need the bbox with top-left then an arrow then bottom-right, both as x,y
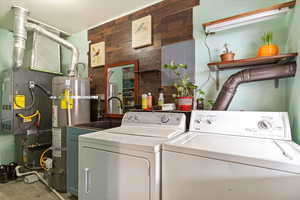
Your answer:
12,6 -> 29,69
213,62 -> 297,110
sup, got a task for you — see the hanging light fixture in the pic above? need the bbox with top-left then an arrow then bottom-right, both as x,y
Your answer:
203,1 -> 296,34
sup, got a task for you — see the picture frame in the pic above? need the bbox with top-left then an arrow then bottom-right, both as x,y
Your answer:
90,41 -> 105,67
132,15 -> 152,48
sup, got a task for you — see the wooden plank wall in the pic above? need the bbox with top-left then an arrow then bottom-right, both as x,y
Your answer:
88,0 -> 199,119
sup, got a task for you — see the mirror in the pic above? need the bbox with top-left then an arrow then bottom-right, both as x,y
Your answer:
104,61 -> 139,117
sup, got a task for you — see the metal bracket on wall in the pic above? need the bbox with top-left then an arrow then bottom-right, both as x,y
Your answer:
274,79 -> 279,88
216,71 -> 220,91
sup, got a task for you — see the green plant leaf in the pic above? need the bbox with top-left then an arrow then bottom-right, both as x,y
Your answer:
162,61 -> 196,97
198,90 -> 205,95
178,64 -> 188,69
207,100 -> 215,107
261,32 -> 273,45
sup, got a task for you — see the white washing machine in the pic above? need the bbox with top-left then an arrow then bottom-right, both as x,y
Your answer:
163,110 -> 300,200
78,112 -> 186,200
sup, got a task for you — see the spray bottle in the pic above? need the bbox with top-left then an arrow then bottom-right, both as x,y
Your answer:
142,94 -> 148,110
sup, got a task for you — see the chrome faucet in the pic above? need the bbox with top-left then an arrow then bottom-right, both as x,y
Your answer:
108,96 -> 123,113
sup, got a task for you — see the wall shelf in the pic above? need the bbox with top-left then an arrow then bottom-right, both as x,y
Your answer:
207,53 -> 298,90
202,1 -> 296,34
208,53 -> 298,72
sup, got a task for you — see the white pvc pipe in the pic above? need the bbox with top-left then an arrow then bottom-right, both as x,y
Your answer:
15,166 -> 66,200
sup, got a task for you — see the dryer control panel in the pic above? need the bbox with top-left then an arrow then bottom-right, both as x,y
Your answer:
122,112 -> 186,130
190,111 -> 291,141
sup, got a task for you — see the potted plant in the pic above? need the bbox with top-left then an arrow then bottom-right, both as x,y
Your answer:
220,43 -> 235,62
257,32 -> 279,57
164,61 -> 199,111
196,92 -> 215,110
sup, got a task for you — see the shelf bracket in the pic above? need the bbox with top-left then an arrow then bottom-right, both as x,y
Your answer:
216,71 -> 220,91
274,79 -> 279,88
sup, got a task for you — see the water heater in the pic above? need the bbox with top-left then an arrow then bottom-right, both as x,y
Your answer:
50,76 -> 90,192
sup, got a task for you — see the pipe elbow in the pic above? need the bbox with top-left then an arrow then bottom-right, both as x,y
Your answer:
222,70 -> 245,92
213,63 -> 297,110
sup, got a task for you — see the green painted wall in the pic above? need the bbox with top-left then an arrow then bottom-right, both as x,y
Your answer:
0,28 -> 15,164
193,0 -> 290,111
286,1 -> 300,143
62,30 -> 89,77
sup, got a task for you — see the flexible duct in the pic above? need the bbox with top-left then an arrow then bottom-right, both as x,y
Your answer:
213,62 -> 297,110
12,6 -> 29,69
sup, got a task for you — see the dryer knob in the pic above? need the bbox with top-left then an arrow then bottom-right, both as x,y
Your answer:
195,119 -> 201,124
161,115 -> 170,124
258,120 -> 272,130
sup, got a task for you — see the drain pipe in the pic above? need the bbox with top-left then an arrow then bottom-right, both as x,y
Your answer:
213,62 -> 297,110
15,166 -> 66,200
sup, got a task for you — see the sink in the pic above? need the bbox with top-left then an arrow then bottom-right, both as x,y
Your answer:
75,120 -> 121,130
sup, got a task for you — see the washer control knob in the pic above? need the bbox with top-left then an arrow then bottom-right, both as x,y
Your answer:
161,114 -> 170,124
134,115 -> 139,122
206,119 -> 212,125
258,120 -> 272,130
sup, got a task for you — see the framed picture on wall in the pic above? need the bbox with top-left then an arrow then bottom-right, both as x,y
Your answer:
90,41 -> 105,67
132,15 -> 152,48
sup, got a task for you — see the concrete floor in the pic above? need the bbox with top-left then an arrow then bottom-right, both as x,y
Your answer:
0,180 -> 77,200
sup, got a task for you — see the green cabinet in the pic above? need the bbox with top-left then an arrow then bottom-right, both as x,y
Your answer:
67,127 -> 95,196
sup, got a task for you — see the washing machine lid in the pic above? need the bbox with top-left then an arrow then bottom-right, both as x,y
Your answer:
164,132 -> 300,174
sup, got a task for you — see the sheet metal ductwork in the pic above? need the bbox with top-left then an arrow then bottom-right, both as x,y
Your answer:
12,6 -> 29,69
12,6 -> 79,77
213,62 -> 297,110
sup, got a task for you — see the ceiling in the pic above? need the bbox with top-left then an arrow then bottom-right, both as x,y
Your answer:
0,0 -> 163,34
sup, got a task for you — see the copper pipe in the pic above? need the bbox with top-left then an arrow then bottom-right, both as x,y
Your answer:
213,62 -> 297,110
